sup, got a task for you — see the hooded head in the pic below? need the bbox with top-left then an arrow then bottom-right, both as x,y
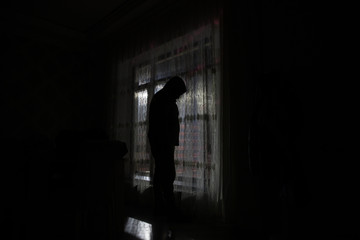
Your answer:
163,76 -> 187,100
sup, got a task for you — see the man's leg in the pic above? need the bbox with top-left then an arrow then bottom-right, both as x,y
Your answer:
151,145 -> 176,218
163,146 -> 176,219
153,162 -> 166,217
163,179 -> 175,219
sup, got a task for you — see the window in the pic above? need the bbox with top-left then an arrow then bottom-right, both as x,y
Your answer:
131,23 -> 221,201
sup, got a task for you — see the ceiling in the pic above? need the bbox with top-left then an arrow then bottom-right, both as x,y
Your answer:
1,0 -> 168,45
3,0 -> 145,32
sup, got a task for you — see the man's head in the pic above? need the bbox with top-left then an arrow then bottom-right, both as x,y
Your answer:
163,76 -> 187,100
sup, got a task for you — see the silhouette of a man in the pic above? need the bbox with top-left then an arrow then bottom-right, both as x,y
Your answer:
148,76 -> 187,219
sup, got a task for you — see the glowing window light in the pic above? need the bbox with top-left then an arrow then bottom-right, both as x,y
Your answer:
154,83 -> 165,93
134,89 -> 148,122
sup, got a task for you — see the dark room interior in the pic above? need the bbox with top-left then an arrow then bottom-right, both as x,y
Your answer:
1,0 -> 356,239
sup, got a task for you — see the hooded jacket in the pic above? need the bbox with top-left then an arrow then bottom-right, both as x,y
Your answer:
148,77 -> 186,147
148,88 -> 180,147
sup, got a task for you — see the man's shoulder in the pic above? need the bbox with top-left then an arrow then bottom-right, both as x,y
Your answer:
152,90 -> 164,101
152,90 -> 172,105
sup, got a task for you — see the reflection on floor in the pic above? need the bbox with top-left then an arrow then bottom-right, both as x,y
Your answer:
122,215 -> 214,240
124,217 -> 152,240
123,216 -> 178,240
121,211 -> 238,240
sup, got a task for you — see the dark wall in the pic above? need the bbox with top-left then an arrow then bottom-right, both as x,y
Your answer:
1,34 -> 108,141
1,19 -> 113,239
223,0 -> 354,238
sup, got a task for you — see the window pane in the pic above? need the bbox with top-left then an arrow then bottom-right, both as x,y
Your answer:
133,89 -> 150,191
130,23 -> 221,199
154,83 -> 165,94
135,64 -> 151,86
134,89 -> 148,123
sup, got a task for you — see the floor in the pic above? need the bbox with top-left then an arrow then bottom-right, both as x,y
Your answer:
119,202 -> 261,240
119,199 -> 360,240
121,217 -> 238,240
121,208 -> 238,240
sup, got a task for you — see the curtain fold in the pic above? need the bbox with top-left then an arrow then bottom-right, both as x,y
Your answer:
110,13 -> 222,216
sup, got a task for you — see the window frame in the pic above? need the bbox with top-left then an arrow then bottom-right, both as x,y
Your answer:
131,25 -> 220,194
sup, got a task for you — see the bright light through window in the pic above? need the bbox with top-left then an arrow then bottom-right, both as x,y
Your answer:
131,23 -> 221,199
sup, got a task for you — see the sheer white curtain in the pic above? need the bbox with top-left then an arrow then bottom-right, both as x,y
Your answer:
111,20 -> 221,215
